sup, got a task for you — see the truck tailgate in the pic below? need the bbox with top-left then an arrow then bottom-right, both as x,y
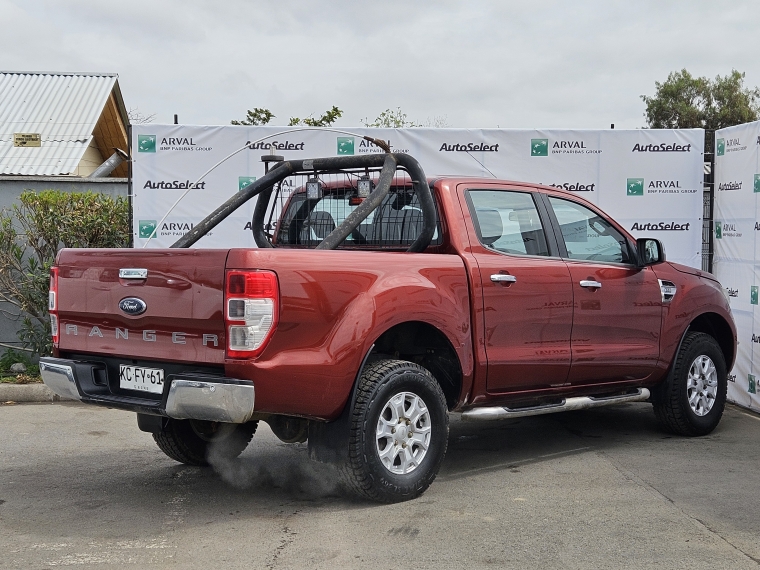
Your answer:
55,248 -> 228,364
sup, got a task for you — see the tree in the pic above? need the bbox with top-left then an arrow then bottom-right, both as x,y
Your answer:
231,108 -> 275,126
362,107 -> 421,128
642,69 -> 760,131
288,106 -> 343,127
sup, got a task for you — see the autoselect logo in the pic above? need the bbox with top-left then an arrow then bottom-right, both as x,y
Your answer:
138,220 -> 157,239
246,140 -> 305,151
439,142 -> 499,152
531,139 -> 548,156
627,178 -> 644,196
718,181 -> 742,191
238,176 -> 256,191
137,135 -> 156,153
337,137 -> 354,155
631,142 -> 692,152
717,138 -> 725,156
546,182 -> 595,192
629,221 -> 691,231
626,178 -> 697,195
142,180 -> 206,190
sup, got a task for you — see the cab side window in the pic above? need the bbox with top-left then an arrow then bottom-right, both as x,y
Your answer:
467,190 -> 550,256
548,196 -> 632,264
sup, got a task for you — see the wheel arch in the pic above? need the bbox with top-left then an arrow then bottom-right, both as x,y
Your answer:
364,320 -> 464,410
687,312 -> 735,370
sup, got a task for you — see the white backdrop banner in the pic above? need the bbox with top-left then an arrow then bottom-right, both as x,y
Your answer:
131,125 -> 705,267
714,120 -> 760,411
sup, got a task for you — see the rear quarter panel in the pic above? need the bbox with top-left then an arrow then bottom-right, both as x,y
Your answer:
225,249 -> 473,420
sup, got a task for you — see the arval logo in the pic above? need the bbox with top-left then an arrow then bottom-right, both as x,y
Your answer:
119,297 -> 147,316
139,220 -> 157,239
238,176 -> 256,191
627,178 -> 644,196
138,134 -> 156,153
531,138 -> 548,156
337,137 -> 354,155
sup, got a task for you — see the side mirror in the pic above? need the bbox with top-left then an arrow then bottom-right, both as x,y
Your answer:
636,238 -> 666,267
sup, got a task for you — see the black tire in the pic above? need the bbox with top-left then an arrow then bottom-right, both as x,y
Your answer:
341,359 -> 449,503
153,418 -> 257,466
652,332 -> 728,436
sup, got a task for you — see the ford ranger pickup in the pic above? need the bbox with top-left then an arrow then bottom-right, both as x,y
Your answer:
40,151 -> 736,502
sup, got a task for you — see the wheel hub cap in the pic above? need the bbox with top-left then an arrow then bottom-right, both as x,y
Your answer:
375,391 -> 432,475
687,354 -> 718,416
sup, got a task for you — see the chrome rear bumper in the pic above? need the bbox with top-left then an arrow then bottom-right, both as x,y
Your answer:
39,357 -> 255,424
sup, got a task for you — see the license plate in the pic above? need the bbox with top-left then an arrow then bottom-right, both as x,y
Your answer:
119,365 -> 165,394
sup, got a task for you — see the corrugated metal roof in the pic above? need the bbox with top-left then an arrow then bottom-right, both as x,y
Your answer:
0,72 -> 117,175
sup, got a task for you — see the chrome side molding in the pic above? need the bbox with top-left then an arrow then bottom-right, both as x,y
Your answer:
461,388 -> 650,421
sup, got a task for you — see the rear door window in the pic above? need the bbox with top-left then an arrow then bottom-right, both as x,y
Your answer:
466,190 -> 550,256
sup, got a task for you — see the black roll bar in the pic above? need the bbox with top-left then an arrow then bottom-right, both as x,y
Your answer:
172,153 -> 434,253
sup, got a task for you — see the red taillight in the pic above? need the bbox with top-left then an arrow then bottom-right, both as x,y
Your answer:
224,270 -> 279,359
49,267 -> 59,345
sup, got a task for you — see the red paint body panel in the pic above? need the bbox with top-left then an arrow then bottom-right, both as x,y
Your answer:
51,177 -> 737,421
224,249 -> 472,419
55,249 -> 228,363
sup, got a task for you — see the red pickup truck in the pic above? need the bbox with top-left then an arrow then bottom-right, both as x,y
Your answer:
40,152 -> 736,502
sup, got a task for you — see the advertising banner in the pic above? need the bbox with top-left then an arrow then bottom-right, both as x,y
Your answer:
714,120 -> 760,411
131,126 -> 704,268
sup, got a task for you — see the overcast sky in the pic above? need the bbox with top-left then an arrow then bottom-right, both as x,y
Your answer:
3,0 -> 759,130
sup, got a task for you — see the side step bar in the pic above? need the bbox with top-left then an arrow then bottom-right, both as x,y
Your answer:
461,388 -> 650,421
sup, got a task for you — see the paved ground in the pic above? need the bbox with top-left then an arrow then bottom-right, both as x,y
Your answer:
1,401 -> 759,570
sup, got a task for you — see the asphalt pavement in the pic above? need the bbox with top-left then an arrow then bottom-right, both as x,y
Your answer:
1,400 -> 759,569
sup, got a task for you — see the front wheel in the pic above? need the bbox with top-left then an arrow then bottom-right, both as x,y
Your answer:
652,332 -> 728,436
153,418 -> 257,466
341,359 -> 449,503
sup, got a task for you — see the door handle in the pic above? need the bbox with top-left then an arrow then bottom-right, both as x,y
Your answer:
579,280 -> 602,288
491,274 -> 517,283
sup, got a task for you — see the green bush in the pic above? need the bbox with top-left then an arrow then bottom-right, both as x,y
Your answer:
0,191 -> 130,357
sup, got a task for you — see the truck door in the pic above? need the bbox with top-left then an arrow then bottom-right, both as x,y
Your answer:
545,195 -> 662,385
463,188 -> 574,393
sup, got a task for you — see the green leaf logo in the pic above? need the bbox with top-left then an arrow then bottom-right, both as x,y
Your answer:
139,220 -> 157,239
715,221 -> 722,239
337,137 -> 354,155
716,138 -> 725,156
749,374 -> 757,394
751,285 -> 758,305
531,138 -> 548,156
626,178 -> 644,196
238,176 -> 257,191
754,174 -> 760,193
138,135 -> 156,153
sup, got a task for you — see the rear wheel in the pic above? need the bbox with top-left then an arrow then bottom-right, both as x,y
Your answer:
153,418 -> 257,466
341,359 -> 449,503
652,332 -> 727,436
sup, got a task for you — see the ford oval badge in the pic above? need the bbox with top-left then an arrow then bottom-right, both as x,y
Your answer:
119,297 -> 147,316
